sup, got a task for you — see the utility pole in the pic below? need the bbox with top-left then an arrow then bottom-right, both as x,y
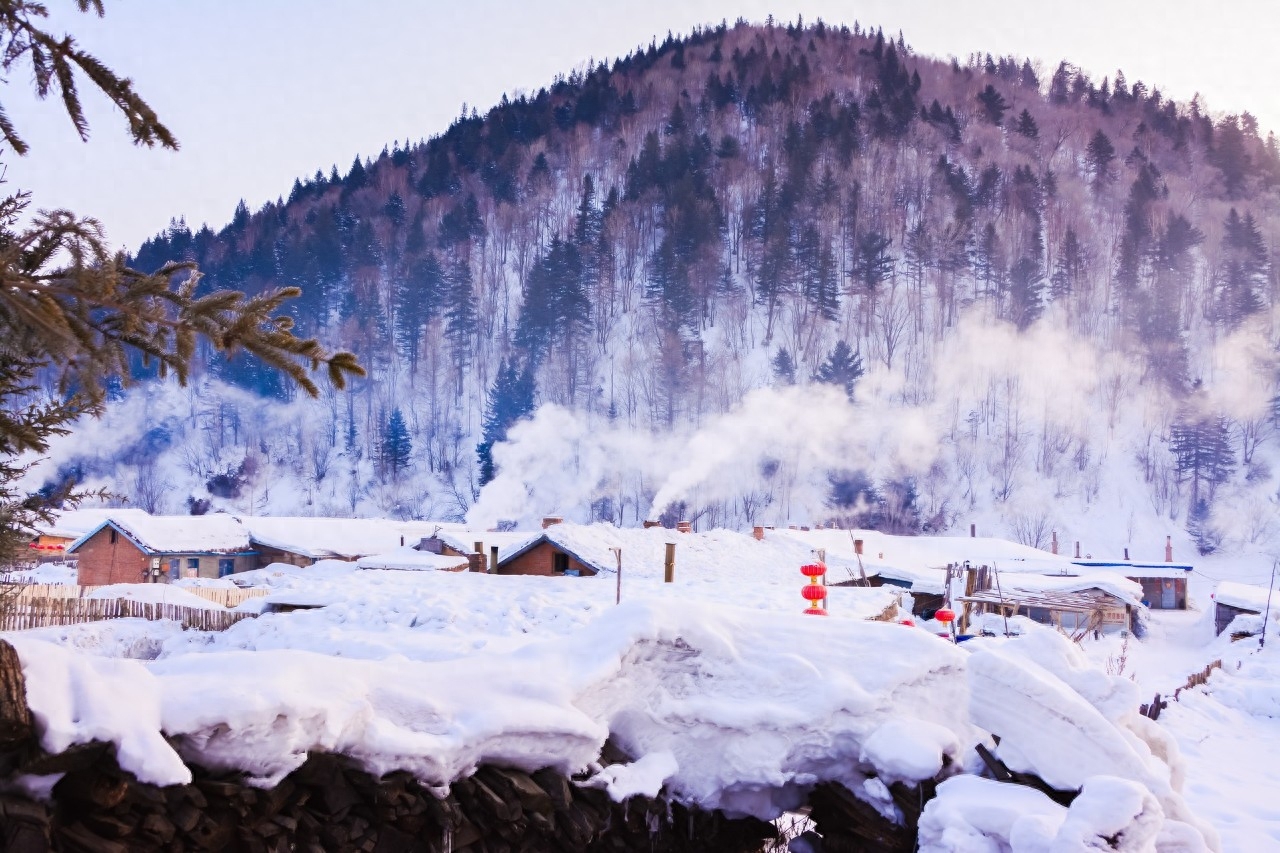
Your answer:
612,548 -> 622,604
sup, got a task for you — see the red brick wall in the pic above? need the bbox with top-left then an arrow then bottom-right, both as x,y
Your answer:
75,530 -> 150,586
498,542 -> 596,577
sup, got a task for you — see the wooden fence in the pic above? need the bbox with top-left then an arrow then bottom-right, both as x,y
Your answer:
3,584 -> 269,608
0,597 -> 257,632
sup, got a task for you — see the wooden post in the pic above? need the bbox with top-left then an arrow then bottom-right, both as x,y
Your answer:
664,543 -> 675,583
970,523 -> 976,538
612,548 -> 622,604
490,546 -> 499,576
960,564 -> 977,635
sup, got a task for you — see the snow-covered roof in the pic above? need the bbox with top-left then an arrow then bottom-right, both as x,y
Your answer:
772,528 -> 1080,576
864,563 -> 948,595
356,547 -> 469,572
35,507 -> 153,540
1072,560 -> 1193,578
238,516 -> 465,561
67,514 -> 253,556
1214,581 -> 1277,614
997,571 -> 1144,609
434,529 -> 546,564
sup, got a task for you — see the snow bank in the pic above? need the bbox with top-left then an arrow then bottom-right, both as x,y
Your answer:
238,516 -> 463,561
919,775 -> 1210,852
7,637 -> 191,786
966,629 -> 1219,850
9,599 -> 969,819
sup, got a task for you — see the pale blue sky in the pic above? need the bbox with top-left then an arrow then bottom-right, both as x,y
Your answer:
8,1 -> 1277,252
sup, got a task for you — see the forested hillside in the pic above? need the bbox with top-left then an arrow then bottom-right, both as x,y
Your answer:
39,18 -> 1280,554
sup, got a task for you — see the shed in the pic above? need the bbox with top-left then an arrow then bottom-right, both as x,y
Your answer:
66,515 -> 257,585
1213,581 -> 1274,637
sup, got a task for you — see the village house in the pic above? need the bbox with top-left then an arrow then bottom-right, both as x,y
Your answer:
27,507 -> 154,562
432,518 -> 607,576
1071,559 -> 1192,610
67,514 -> 258,585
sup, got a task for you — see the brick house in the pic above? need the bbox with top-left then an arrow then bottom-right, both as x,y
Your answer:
67,515 -> 258,585
434,523 -> 605,577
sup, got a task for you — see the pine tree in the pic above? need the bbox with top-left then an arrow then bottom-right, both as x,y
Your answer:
443,258 -> 478,390
976,84 -> 1009,126
814,340 -> 864,400
1170,415 -> 1235,505
1215,208 -> 1268,328
379,408 -> 412,480
1006,257 -> 1044,330
1013,109 -> 1039,139
771,348 -> 797,385
476,359 -> 537,485
1086,130 -> 1117,190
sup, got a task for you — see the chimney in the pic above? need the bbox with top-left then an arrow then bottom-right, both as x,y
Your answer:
1165,535 -> 1173,563
853,538 -> 864,555
490,545 -> 499,575
1123,547 -> 1130,561
643,520 -> 662,529
1074,541 -> 1081,559
1051,531 -> 1058,555
467,553 -> 484,572
676,521 -> 692,534
542,516 -> 564,529
752,526 -> 764,541
970,523 -> 976,538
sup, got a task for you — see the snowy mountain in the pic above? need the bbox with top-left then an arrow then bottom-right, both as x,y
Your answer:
29,19 -> 1280,559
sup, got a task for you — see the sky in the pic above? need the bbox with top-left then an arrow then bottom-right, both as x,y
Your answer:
7,0 -> 1277,253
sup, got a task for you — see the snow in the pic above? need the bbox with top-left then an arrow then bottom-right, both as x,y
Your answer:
1212,580 -> 1275,614
237,516 -> 464,561
6,636 -> 191,786
584,750 -> 678,800
774,528 -> 1080,577
33,507 -> 153,540
6,520 -> 1276,848
85,583 -> 226,610
6,562 -> 77,584
67,513 -> 251,555
355,546 -> 469,571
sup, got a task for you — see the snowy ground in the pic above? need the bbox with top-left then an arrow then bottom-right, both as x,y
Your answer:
5,530 -> 1280,850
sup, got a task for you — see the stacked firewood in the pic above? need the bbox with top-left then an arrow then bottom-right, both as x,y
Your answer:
0,643 -> 776,852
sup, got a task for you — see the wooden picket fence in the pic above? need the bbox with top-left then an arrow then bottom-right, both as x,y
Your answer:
0,596 -> 257,632
3,584 -> 269,608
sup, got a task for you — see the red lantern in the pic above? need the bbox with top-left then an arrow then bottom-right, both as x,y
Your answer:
934,608 -> 956,624
803,607 -> 828,616
800,563 -> 826,578
801,584 -> 827,602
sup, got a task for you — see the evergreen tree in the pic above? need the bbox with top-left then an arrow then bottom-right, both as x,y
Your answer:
814,340 -> 864,400
1013,109 -> 1039,139
1006,257 -> 1045,330
443,258 -> 478,389
1215,208 -> 1268,328
394,252 -> 446,372
1049,227 -> 1087,299
849,231 -> 894,296
1086,130 -> 1117,190
1170,415 -> 1235,505
976,84 -> 1010,125
379,408 -> 412,479
771,348 -> 797,385
476,358 -> 537,485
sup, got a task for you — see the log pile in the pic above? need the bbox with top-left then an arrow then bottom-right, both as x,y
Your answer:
0,750 -> 778,852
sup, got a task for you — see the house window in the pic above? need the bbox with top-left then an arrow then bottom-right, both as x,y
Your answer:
218,559 -> 235,577
188,558 -> 200,571
553,552 -> 569,574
